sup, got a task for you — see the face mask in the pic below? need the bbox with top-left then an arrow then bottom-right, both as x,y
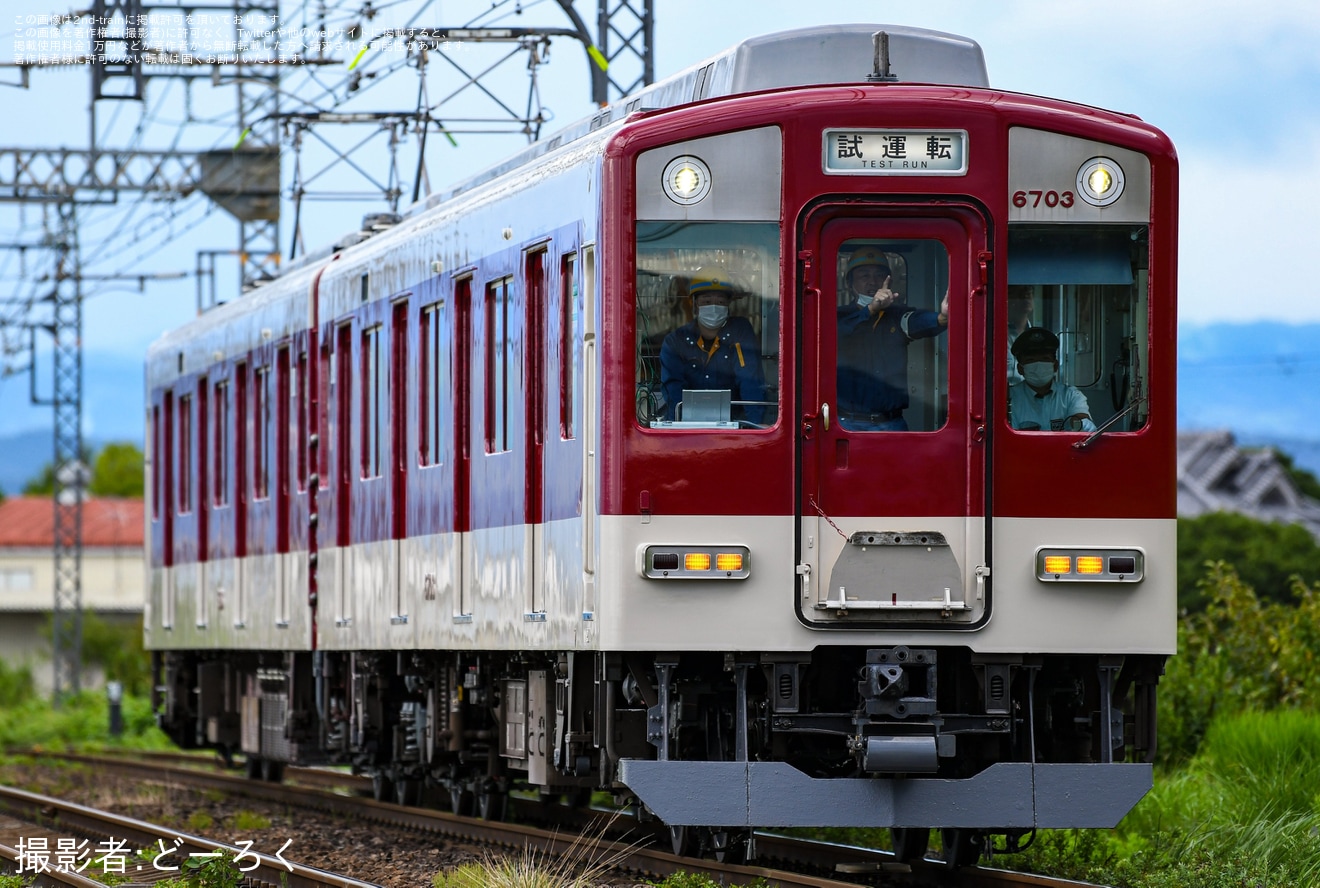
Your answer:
696,304 -> 729,329
1022,361 -> 1056,388
857,293 -> 875,308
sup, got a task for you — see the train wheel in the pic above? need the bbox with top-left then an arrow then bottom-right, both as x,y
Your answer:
394,778 -> 420,807
476,784 -> 506,821
890,827 -> 930,862
372,772 -> 394,803
449,784 -> 474,816
940,828 -> 984,867
710,828 -> 750,865
260,759 -> 285,783
245,756 -> 262,780
668,825 -> 697,857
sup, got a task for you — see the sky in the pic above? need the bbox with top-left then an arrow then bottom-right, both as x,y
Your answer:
0,0 -> 1318,441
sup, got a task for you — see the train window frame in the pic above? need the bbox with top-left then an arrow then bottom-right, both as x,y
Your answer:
318,338 -> 332,490
177,392 -> 192,515
197,379 -> 209,563
213,380 -> 230,507
361,323 -> 385,478
151,404 -> 160,520
634,220 -> 781,431
420,300 -> 445,467
485,276 -> 513,454
253,364 -> 271,499
296,351 -> 308,493
560,252 -> 577,440
235,362 -> 248,558
1005,224 -> 1150,435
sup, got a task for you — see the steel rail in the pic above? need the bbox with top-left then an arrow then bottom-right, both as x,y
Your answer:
30,751 -> 1116,888
0,842 -> 109,888
0,785 -> 379,888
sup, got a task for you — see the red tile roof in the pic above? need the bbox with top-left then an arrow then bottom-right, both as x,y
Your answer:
0,496 -> 144,548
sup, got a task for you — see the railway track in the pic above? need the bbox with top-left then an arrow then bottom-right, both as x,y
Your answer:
7,750 -> 1116,888
0,782 -> 380,888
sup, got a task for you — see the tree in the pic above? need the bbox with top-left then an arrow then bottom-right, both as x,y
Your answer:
1272,449 -> 1320,502
21,461 -> 58,495
21,441 -> 143,498
89,442 -> 144,497
1177,511 -> 1320,611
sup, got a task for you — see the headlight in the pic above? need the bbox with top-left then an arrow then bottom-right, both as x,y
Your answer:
1076,157 -> 1125,207
1036,547 -> 1144,583
662,155 -> 712,205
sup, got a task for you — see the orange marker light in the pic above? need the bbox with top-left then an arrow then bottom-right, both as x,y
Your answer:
1076,556 -> 1104,574
684,553 -> 712,571
716,553 -> 743,572
1043,555 -> 1071,574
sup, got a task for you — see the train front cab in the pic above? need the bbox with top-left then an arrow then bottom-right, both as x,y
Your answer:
608,92 -> 1176,848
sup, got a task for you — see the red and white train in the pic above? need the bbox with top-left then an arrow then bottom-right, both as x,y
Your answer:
146,24 -> 1177,865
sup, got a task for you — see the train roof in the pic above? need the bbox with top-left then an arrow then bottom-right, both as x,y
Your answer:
424,24 -> 987,207
271,24 -> 988,281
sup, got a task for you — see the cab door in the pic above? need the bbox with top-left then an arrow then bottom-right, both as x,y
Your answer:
797,205 -> 989,629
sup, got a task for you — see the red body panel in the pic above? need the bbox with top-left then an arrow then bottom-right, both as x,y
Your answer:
600,85 -> 1177,522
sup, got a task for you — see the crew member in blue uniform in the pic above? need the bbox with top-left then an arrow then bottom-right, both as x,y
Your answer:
659,266 -> 767,424
836,248 -> 949,431
1008,326 -> 1096,432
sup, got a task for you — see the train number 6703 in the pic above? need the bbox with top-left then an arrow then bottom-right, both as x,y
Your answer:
1012,189 -> 1075,208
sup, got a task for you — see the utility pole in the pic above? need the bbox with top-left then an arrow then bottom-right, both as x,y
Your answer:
47,203 -> 85,700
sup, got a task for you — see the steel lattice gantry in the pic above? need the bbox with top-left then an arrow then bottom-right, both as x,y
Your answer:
5,0 -> 654,700
44,205 -> 85,700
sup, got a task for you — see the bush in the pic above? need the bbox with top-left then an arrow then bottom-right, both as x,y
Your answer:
0,689 -> 170,749
0,660 -> 35,708
1158,563 -> 1320,764
1177,513 -> 1320,611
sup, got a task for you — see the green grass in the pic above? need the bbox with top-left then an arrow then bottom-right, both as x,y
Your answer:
227,810 -> 270,830
0,689 -> 171,750
1010,709 -> 1320,888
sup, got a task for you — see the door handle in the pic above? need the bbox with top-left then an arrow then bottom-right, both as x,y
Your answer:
820,402 -> 830,431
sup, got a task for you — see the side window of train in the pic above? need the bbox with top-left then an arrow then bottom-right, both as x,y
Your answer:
635,221 -> 780,430
834,239 -> 950,433
177,393 -> 192,513
253,365 -> 271,498
213,379 -> 230,507
419,301 -> 444,466
1005,225 -> 1150,434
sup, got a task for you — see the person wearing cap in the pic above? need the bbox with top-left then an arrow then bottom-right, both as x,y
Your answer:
1008,326 -> 1096,432
659,266 -> 768,424
836,247 -> 949,431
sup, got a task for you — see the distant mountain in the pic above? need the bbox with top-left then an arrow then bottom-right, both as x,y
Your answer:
0,428 -> 57,497
1178,321 -> 1320,476
0,350 -> 141,497
1178,321 -> 1320,447
0,351 -> 142,442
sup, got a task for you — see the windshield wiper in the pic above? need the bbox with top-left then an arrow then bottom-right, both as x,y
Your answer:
1073,397 -> 1145,451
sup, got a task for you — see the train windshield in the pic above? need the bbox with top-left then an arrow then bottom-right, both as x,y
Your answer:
634,221 -> 780,429
1006,225 -> 1150,433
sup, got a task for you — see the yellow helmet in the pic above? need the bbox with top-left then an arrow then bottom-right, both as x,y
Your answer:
688,265 -> 736,298
845,247 -> 891,276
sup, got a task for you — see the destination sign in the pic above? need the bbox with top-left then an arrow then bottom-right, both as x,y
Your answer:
823,129 -> 968,175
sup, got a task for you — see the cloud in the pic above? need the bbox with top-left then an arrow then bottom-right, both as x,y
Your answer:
1179,126 -> 1320,323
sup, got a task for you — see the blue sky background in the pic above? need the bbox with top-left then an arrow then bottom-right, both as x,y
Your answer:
0,0 -> 1317,445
